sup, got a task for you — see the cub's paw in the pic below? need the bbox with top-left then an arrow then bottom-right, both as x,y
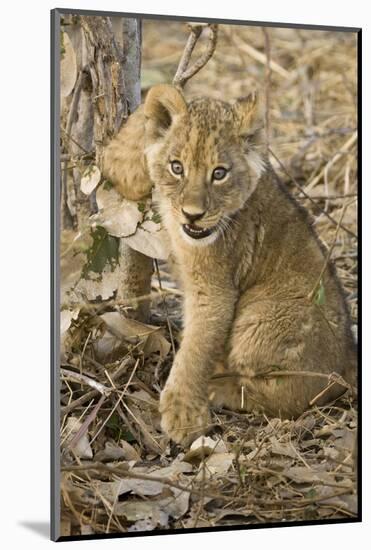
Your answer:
159,384 -> 210,446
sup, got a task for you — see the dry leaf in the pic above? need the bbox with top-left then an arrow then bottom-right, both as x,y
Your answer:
143,331 -> 171,359
109,474 -> 190,523
94,184 -> 170,259
80,524 -> 94,535
60,518 -> 71,537
63,417 -> 93,459
128,389 -> 158,408
127,518 -> 163,532
60,307 -> 80,335
196,452 -> 234,480
269,436 -> 297,459
283,466 -> 333,484
114,500 -> 158,521
95,311 -> 170,362
160,487 -> 190,519
183,436 -> 227,462
333,428 -> 356,452
94,441 -> 127,462
124,227 -> 171,260
148,461 -> 193,479
95,185 -> 143,237
80,166 -> 101,195
94,478 -> 162,503
75,266 -> 120,302
120,440 -> 141,462
141,219 -> 161,232
100,311 -> 160,340
310,486 -> 357,514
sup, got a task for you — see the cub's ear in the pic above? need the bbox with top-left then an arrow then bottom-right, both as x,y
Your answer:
233,92 -> 263,141
144,84 -> 188,141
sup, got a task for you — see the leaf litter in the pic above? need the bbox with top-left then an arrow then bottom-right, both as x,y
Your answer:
60,284 -> 358,533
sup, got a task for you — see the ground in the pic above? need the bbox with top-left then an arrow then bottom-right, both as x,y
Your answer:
59,19 -> 358,535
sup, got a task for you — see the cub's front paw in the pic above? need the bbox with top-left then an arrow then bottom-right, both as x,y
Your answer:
159,383 -> 210,446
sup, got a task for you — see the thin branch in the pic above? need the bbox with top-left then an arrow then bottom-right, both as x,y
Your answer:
88,359 -> 140,447
67,359 -> 140,453
61,367 -> 111,395
307,202 -> 349,302
268,147 -> 357,240
65,69 -> 84,140
309,381 -> 339,407
67,393 -> 106,451
262,27 -> 271,154
211,369 -> 353,392
306,132 -> 357,192
154,259 -> 176,358
228,29 -> 291,79
297,193 -> 357,201
61,127 -> 90,154
173,23 -> 218,89
61,356 -> 136,416
61,70 -> 85,230
61,462 -> 353,509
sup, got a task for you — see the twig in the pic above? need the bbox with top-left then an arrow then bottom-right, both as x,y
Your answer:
61,462 -> 353,509
297,193 -> 357,200
173,23 -> 218,89
79,331 -> 92,383
88,359 -> 140,447
61,68 -> 85,229
61,127 -> 91,154
268,147 -> 357,240
68,393 -> 106,451
308,202 -> 349,302
228,29 -> 291,79
309,381 -> 338,406
67,359 -> 140,453
61,367 -> 111,395
60,398 -> 95,445
61,388 -> 97,417
154,259 -> 176,358
211,369 -> 354,393
121,400 -> 163,453
306,132 -> 357,192
61,356 -> 135,416
65,69 -> 84,139
262,27 -> 271,154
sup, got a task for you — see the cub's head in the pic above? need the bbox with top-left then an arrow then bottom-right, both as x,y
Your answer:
144,84 -> 265,246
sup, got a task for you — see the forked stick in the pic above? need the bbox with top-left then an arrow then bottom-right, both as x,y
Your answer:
173,23 -> 218,89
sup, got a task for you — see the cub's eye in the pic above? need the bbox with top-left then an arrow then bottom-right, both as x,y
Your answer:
212,166 -> 228,182
169,160 -> 184,177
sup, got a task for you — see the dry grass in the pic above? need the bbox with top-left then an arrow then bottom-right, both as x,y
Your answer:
60,20 -> 358,536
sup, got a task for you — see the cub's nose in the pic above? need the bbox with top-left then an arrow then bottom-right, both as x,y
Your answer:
181,208 -> 206,223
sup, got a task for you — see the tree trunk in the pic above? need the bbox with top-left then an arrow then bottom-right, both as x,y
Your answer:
61,15 -> 153,321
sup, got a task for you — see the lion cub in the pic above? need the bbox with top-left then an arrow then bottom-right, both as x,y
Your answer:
104,84 -> 356,445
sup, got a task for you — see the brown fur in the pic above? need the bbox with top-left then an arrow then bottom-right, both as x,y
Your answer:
102,106 -> 151,200
103,84 -> 356,445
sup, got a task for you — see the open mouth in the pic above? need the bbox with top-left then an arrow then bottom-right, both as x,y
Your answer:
182,223 -> 215,240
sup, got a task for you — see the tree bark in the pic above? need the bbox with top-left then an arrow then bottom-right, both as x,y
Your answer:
61,15 -> 153,321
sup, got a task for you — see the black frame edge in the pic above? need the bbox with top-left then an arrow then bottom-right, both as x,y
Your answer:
356,28 -> 362,523
55,7 -> 361,33
56,517 -> 361,543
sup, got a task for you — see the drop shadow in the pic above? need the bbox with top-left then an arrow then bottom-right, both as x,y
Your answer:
18,521 -> 50,539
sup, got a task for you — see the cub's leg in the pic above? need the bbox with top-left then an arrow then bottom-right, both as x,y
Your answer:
210,293 -> 352,418
159,287 -> 237,445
